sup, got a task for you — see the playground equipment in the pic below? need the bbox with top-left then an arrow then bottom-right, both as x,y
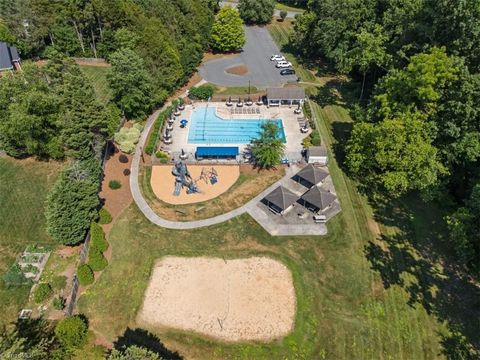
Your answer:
198,167 -> 219,185
172,161 -> 199,196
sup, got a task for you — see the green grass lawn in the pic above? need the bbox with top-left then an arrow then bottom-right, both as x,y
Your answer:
275,1 -> 305,12
0,157 -> 63,326
80,65 -> 111,105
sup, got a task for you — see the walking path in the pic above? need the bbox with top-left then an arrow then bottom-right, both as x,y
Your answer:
130,105 -> 327,235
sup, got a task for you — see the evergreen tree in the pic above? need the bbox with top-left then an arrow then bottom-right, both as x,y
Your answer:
46,159 -> 100,245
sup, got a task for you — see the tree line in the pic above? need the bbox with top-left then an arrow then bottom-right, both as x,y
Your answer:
1,0 -> 216,118
293,0 -> 480,287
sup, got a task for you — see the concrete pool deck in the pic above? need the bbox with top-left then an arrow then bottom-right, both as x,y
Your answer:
163,102 -> 309,162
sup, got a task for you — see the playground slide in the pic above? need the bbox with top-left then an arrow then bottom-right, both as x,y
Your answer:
173,181 -> 182,196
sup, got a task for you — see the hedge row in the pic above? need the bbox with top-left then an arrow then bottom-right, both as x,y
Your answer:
145,99 -> 180,155
90,223 -> 108,252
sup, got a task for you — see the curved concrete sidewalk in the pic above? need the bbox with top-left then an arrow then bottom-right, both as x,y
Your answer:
130,105 -> 295,230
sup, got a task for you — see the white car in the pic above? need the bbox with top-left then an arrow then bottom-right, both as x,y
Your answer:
276,61 -> 292,68
270,54 -> 285,61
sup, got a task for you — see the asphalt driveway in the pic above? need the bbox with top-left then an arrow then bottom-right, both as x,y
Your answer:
199,26 -> 297,88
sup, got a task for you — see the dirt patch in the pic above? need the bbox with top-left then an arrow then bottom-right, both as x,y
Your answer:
99,147 -> 133,233
225,64 -> 249,76
137,256 -> 296,342
150,165 -> 240,205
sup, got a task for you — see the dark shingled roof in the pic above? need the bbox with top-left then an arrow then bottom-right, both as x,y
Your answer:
263,185 -> 298,211
267,87 -> 305,100
301,186 -> 336,210
0,42 -> 20,71
295,164 -> 329,186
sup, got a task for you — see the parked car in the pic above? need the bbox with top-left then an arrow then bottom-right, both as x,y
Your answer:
270,54 -> 285,61
280,68 -> 295,75
276,61 -> 292,68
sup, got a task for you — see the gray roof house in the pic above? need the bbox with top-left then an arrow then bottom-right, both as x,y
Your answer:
263,185 -> 298,215
267,87 -> 305,106
0,42 -> 21,72
293,164 -> 329,188
306,145 -> 328,165
300,186 -> 337,213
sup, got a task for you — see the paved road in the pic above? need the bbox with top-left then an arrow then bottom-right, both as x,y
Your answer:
220,1 -> 303,19
199,26 -> 297,88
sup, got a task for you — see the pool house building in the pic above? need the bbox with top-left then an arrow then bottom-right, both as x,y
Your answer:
266,87 -> 305,106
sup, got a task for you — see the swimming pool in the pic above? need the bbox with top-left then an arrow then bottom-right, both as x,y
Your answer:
188,107 -> 286,144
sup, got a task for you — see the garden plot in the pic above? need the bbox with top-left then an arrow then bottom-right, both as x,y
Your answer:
137,256 -> 296,342
3,246 -> 50,286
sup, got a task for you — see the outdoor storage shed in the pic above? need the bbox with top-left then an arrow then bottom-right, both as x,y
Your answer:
293,164 -> 329,188
307,145 -> 328,165
195,146 -> 239,160
267,87 -> 305,106
263,185 -> 298,215
300,186 -> 337,213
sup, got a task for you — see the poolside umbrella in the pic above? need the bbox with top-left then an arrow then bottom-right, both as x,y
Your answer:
180,119 -> 188,126
181,149 -> 185,156
228,96 -> 231,102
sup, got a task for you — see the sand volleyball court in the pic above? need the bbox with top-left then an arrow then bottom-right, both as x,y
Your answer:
150,165 -> 239,205
137,256 -> 296,342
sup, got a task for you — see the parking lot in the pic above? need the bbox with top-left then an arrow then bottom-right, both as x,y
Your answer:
199,26 -> 297,88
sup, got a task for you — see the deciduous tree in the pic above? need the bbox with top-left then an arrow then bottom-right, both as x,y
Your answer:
210,6 -> 245,53
238,0 -> 275,25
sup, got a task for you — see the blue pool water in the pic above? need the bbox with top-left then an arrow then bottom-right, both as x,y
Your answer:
188,107 -> 286,144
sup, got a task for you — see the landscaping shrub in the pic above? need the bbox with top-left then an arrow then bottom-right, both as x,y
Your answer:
155,151 -> 168,159
98,208 -> 113,224
279,10 -> 287,21
90,223 -> 108,252
113,124 -> 143,154
51,275 -> 67,290
53,296 -> 65,310
109,180 -> 122,190
144,100 -> 178,155
88,250 -> 108,272
311,132 -> 321,146
188,84 -> 216,100
34,283 -> 53,304
77,264 -> 94,286
118,154 -> 129,163
55,315 -> 88,349
123,169 -> 131,176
